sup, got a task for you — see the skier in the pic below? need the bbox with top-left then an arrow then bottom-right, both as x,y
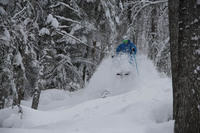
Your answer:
116,36 -> 137,55
114,36 -> 138,76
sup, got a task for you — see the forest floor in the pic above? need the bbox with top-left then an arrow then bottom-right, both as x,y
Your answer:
0,54 -> 174,133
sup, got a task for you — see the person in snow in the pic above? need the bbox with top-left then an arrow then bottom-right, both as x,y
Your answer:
114,36 -> 138,76
116,36 -> 137,55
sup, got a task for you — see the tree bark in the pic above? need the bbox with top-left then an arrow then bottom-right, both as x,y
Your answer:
0,88 -> 5,109
169,0 -> 200,133
31,88 -> 41,110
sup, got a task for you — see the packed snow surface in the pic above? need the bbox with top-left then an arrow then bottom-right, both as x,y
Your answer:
0,54 -> 173,133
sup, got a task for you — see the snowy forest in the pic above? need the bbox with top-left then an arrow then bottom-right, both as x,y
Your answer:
0,0 -> 199,133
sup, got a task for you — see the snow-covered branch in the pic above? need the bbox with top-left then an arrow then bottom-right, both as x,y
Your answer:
130,0 -> 168,21
128,0 -> 168,5
50,2 -> 78,13
56,30 -> 110,54
54,15 -> 82,25
11,7 -> 27,19
55,15 -> 96,31
145,0 -> 168,4
73,57 -> 97,66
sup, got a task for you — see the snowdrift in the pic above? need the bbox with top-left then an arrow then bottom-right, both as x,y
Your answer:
0,55 -> 174,133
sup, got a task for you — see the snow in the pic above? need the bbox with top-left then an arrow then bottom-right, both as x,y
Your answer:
0,6 -> 5,15
0,28 -> 10,42
87,0 -> 94,2
51,18 -> 59,28
50,2 -> 78,13
13,52 -> 25,70
70,24 -> 82,35
191,36 -> 199,41
119,1 -> 123,10
46,14 -> 59,28
115,16 -> 120,24
197,0 -> 200,5
194,66 -> 200,73
193,19 -> 198,24
4,28 -> 10,40
80,36 -> 87,43
0,55 -> 173,133
195,49 -> 200,54
39,28 -> 50,36
0,0 -> 8,5
106,9 -> 111,19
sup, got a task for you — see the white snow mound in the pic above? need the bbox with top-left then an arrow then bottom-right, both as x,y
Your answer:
0,55 -> 174,133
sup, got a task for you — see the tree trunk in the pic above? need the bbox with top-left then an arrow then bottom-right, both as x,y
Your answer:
169,0 -> 200,133
0,88 -> 5,109
31,88 -> 41,110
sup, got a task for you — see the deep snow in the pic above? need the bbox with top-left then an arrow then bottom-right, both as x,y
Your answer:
0,54 -> 174,133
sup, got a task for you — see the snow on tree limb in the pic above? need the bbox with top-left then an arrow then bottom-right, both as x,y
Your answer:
56,30 -> 110,54
55,15 -> 82,25
128,0 -> 168,5
73,57 -> 97,66
129,0 -> 168,22
47,14 -> 59,28
50,2 -> 78,13
55,15 -> 96,31
39,28 -> 50,36
11,7 -> 27,19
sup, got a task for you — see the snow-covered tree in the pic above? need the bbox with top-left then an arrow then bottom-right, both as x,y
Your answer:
0,0 -> 118,109
121,0 -> 170,75
0,0 -> 172,110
